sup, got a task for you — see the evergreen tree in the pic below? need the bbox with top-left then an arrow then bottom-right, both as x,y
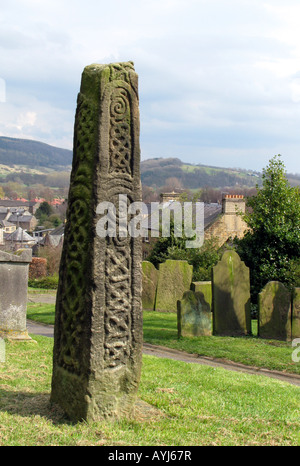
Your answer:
235,155 -> 300,302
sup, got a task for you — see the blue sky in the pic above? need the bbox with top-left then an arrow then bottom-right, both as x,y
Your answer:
1,0 -> 300,173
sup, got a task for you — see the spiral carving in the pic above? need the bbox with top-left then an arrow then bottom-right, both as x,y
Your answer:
109,86 -> 132,176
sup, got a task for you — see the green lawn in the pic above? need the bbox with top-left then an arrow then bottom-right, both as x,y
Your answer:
26,302 -> 300,375
0,335 -> 299,446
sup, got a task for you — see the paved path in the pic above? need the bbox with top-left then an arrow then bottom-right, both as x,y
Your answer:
27,319 -> 300,387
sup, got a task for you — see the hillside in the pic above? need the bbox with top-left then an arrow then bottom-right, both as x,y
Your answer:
141,157 -> 262,189
1,137 -> 299,190
0,137 -> 72,168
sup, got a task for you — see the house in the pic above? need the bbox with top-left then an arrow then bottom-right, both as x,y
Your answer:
0,199 -> 40,214
0,219 -> 16,234
204,194 -> 248,246
5,227 -> 36,251
141,192 -> 248,258
7,211 -> 37,231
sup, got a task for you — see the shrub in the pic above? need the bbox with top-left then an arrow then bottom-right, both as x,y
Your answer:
29,257 -> 47,279
28,274 -> 59,289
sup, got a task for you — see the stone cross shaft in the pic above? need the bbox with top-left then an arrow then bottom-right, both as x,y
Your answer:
51,62 -> 143,422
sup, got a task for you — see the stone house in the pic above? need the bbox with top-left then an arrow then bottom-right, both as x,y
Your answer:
0,207 -> 37,232
0,219 -> 16,234
141,193 -> 248,258
7,211 -> 37,231
0,199 -> 40,214
204,194 -> 248,247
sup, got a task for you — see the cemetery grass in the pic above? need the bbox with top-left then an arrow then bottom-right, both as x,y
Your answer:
26,302 -> 300,375
0,335 -> 299,446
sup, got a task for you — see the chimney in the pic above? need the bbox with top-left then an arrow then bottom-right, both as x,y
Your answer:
222,194 -> 245,215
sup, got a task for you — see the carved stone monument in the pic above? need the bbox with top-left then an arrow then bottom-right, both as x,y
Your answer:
51,62 -> 143,422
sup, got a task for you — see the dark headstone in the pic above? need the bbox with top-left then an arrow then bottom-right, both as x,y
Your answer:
212,250 -> 251,336
258,281 -> 292,341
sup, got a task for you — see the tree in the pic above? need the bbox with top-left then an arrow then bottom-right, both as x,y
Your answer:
35,201 -> 54,219
235,155 -> 300,302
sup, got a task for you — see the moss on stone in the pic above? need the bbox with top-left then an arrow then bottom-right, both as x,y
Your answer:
155,260 -> 193,312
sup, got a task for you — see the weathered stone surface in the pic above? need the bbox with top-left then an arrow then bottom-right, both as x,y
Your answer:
212,250 -> 251,336
51,62 -> 143,422
142,261 -> 158,310
191,281 -> 212,311
258,281 -> 292,341
292,288 -> 300,339
177,290 -> 212,337
0,249 -> 32,341
155,260 -> 193,312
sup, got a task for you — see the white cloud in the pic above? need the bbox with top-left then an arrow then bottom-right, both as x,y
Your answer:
1,0 -> 300,172
0,78 -> 6,103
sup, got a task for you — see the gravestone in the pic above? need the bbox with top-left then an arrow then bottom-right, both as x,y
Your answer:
292,288 -> 300,339
0,249 -> 32,341
51,62 -> 143,422
155,260 -> 193,312
191,281 -> 212,311
212,250 -> 251,336
142,261 -> 158,310
258,281 -> 292,341
177,290 -> 212,337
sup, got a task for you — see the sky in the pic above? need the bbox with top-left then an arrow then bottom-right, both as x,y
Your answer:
1,0 -> 300,174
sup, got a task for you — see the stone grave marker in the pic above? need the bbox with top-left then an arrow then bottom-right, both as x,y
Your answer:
0,249 -> 32,341
155,260 -> 193,312
51,62 -> 143,422
142,261 -> 158,310
212,250 -> 251,336
258,281 -> 292,341
177,290 -> 212,337
191,281 -> 212,311
292,288 -> 300,339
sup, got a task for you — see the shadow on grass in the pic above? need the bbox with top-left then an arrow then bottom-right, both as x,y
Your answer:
0,388 -> 71,425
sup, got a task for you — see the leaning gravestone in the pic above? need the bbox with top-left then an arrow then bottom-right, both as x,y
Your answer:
177,290 -> 212,337
155,260 -> 193,312
212,250 -> 251,336
292,288 -> 300,339
258,281 -> 292,341
0,250 -> 32,341
142,261 -> 158,310
51,62 -> 143,422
